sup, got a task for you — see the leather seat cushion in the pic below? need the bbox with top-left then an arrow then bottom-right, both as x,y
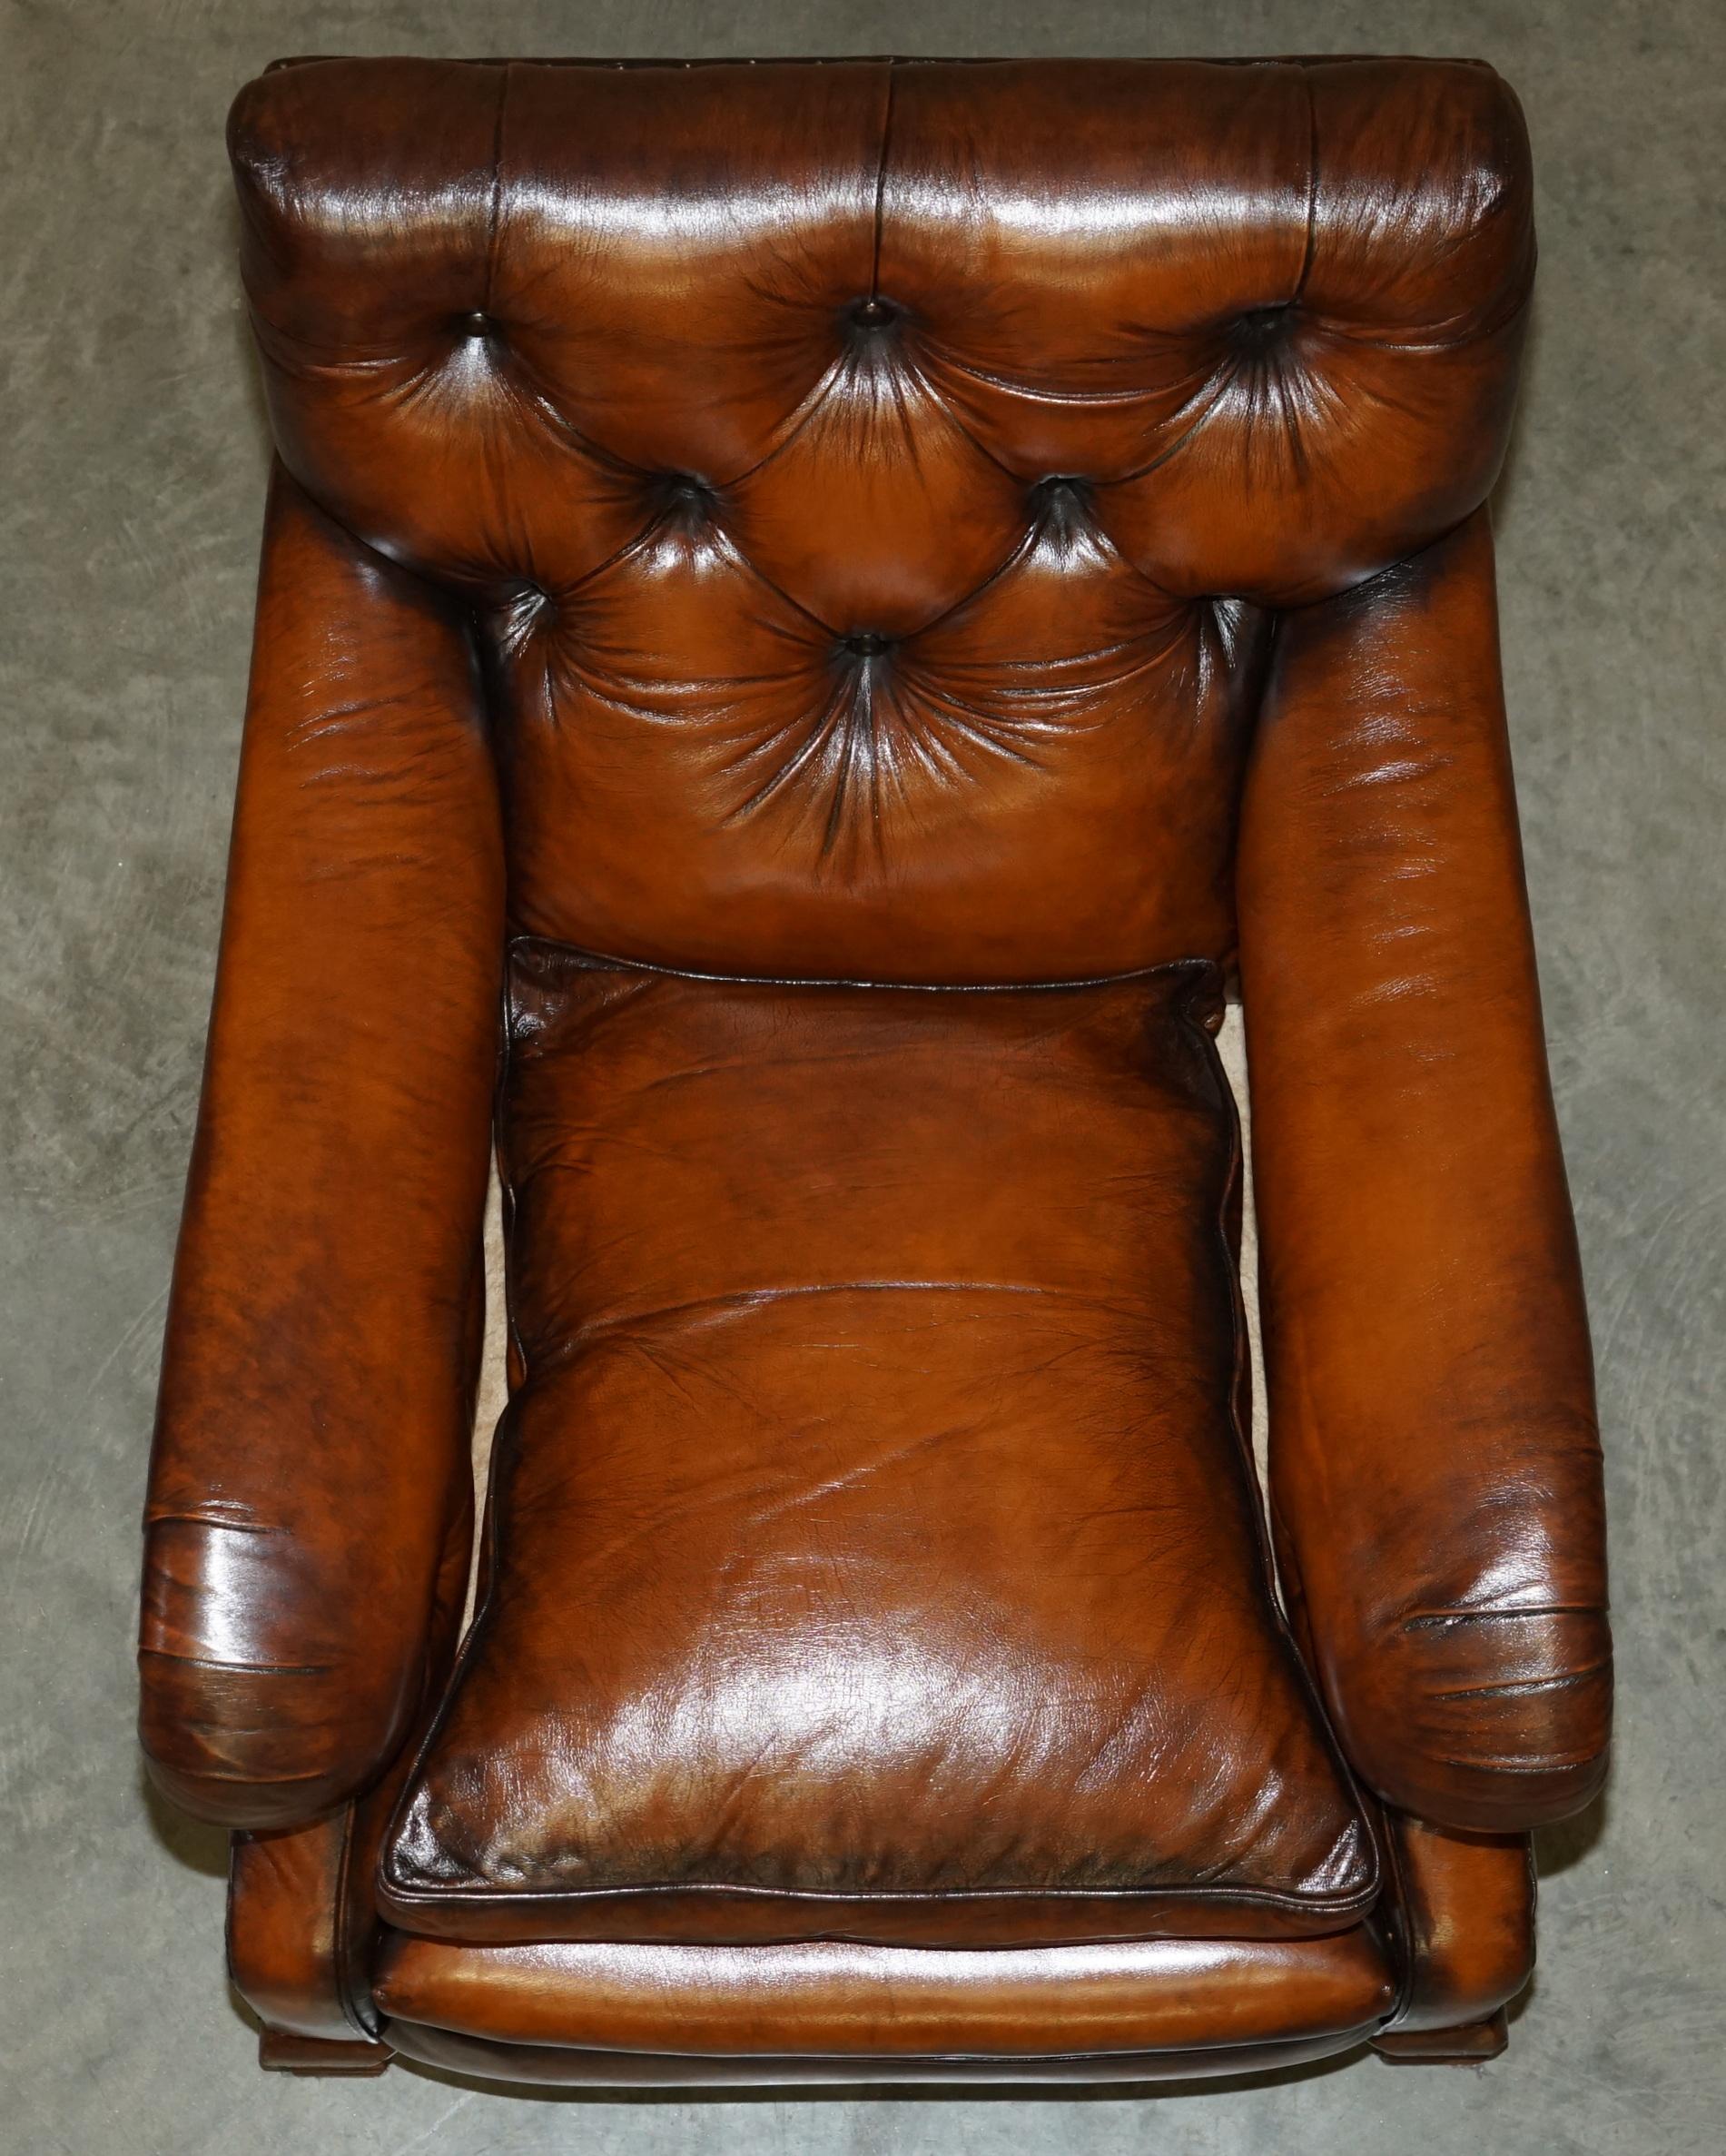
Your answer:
379,944 -> 1375,1947
373,1926 -> 1396,2060
383,2025 -> 1383,2090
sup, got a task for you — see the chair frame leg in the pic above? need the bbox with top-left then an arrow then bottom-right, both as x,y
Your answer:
258,2029 -> 394,2076
1373,2008 -> 1509,2064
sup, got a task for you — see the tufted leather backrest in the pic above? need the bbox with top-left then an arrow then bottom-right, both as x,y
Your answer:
231,56 -> 1532,984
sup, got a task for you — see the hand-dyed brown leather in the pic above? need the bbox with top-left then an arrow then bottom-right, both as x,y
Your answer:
1376,2013 -> 1509,2065
379,951 -> 1373,1948
1237,509 -> 1612,1832
256,2031 -> 391,2075
227,1499 -> 471,2048
138,469 -> 502,1828
1375,1812 -> 1536,2038
227,54 -> 1527,986
229,1815 -> 375,2046
142,47 -> 1609,2066
384,2021 -> 1379,2087
372,1927 -> 1394,2058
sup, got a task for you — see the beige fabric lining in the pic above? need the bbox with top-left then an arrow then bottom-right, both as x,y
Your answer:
462,1169 -> 509,1631
1216,1004 -> 1270,1488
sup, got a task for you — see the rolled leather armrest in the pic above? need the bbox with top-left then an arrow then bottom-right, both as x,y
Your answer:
226,1492 -> 473,2047
1236,509 -> 1611,1833
140,465 -> 503,1829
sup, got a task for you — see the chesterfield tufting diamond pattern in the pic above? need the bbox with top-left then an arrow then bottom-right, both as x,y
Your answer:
231,54 -> 1534,983
139,55 -> 1611,2087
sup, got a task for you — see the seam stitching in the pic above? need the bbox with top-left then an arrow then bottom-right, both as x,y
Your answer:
1295,70 -> 1319,302
869,58 -> 897,296
507,936 -> 1215,996
1182,976 -> 1381,1914
482,63 -> 510,314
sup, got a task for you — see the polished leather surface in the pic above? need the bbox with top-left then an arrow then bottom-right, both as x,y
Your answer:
1376,1811 -> 1535,2036
139,471 -> 498,1828
1238,509 -> 1612,1831
229,1812 -> 367,2044
257,2030 -> 392,2075
226,1518 -> 470,2042
385,2019 -> 1381,2087
380,949 -> 1372,1946
227,54 -> 1528,984
1376,2011 -> 1509,2064
141,49 -> 1611,2072
372,1926 -> 1395,2056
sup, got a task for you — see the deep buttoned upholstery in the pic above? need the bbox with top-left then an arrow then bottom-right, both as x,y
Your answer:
141,55 -> 1608,2084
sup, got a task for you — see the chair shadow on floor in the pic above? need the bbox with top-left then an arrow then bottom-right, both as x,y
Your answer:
1535,1783 -> 1610,1876
140,1761 -> 265,2042
139,1759 -> 227,1880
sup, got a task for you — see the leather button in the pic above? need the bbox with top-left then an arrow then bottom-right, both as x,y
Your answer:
650,472 -> 715,524
1029,474 -> 1091,509
1232,303 -> 1296,349
848,297 -> 899,331
1028,475 -> 1095,543
839,631 -> 893,658
457,310 -> 493,339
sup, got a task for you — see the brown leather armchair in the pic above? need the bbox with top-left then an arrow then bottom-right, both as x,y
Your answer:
139,54 -> 1611,2088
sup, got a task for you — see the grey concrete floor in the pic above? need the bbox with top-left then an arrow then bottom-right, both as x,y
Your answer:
3,2 -> 1721,2151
